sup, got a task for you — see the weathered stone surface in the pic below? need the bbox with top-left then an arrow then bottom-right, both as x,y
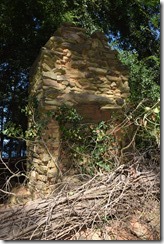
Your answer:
111,82 -> 117,87
100,104 -> 122,110
36,165 -> 48,174
59,92 -> 115,105
37,174 -> 47,182
43,71 -> 57,80
29,170 -> 38,181
47,161 -> 56,168
42,153 -> 50,162
88,67 -> 107,75
44,99 -> 61,106
121,81 -> 130,92
32,158 -> 41,164
42,63 -> 52,71
120,93 -> 130,98
35,180 -> 47,190
116,98 -> 125,106
107,75 -> 121,82
71,60 -> 87,69
47,167 -> 58,178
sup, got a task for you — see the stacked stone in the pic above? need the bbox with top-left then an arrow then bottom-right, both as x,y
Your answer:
28,23 -> 129,195
30,23 -> 129,111
28,120 -> 60,196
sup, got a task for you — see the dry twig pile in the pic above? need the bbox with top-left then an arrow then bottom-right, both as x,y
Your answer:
0,163 -> 160,240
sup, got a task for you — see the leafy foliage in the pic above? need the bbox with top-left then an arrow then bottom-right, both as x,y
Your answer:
116,48 -> 160,150
118,51 -> 160,102
67,0 -> 160,58
55,105 -> 119,175
132,100 -> 160,149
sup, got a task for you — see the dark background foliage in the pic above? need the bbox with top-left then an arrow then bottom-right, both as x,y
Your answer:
0,0 -> 160,157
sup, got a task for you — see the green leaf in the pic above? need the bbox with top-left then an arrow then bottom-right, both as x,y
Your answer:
153,107 -> 160,114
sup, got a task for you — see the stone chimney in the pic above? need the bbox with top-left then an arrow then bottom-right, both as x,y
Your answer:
28,23 -> 129,196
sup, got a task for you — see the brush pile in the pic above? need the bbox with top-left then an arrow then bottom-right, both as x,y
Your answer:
0,162 -> 160,240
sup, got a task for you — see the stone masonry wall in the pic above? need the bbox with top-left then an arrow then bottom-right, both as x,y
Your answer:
28,23 -> 129,196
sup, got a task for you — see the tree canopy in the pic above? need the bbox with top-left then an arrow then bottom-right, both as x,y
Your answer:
0,0 -> 160,157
